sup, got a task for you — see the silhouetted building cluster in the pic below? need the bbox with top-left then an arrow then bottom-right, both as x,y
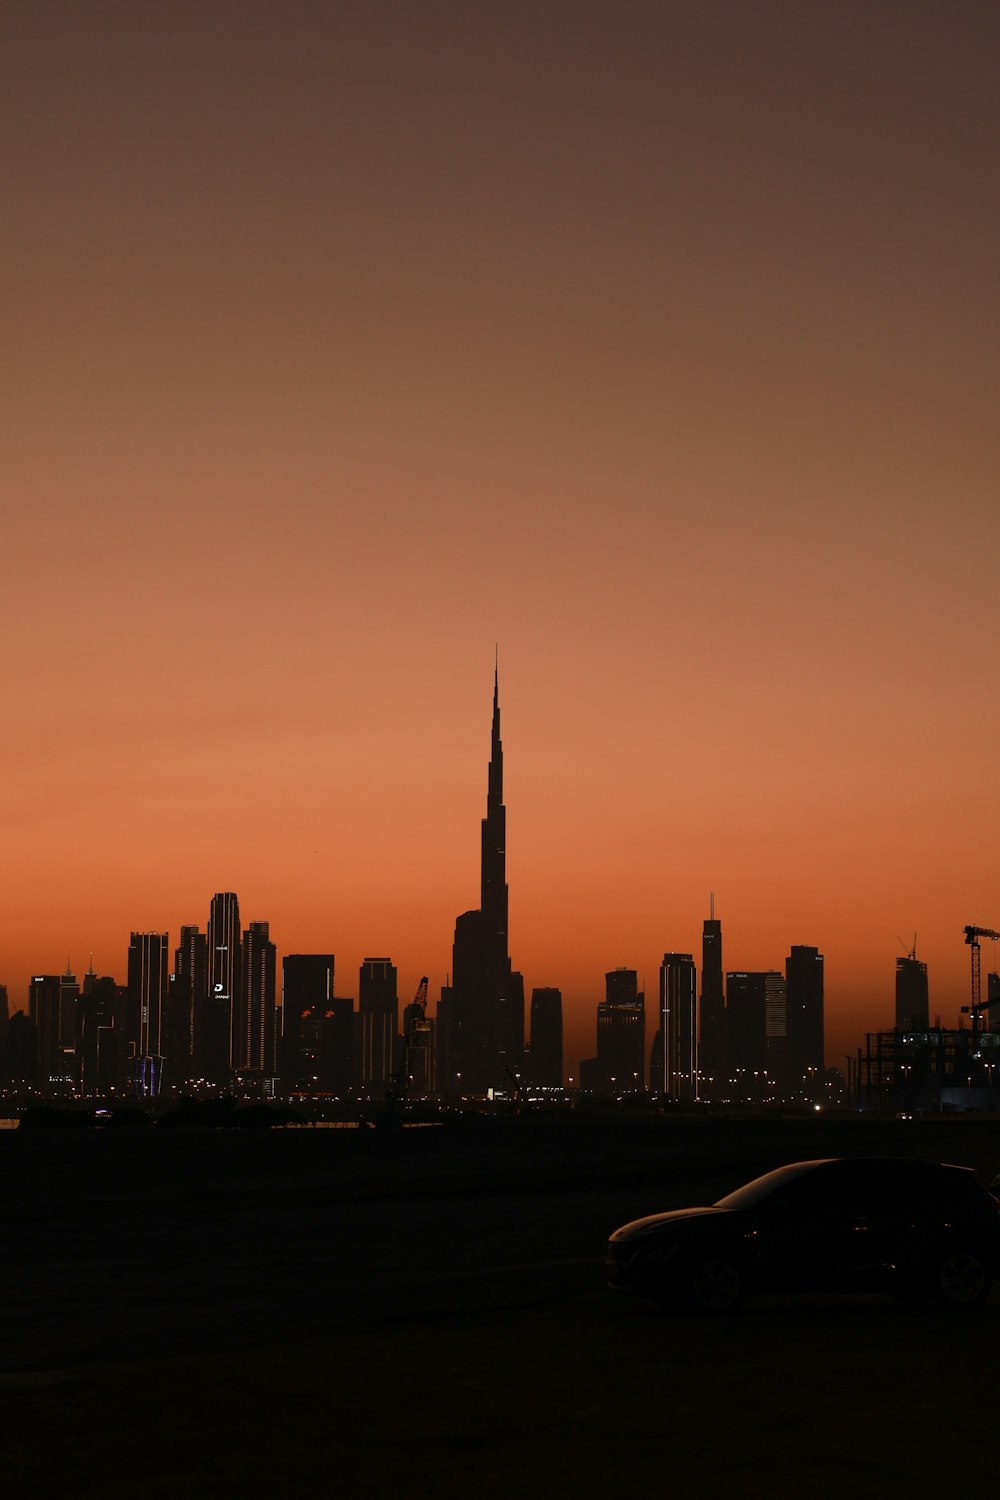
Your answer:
0,673 -> 540,1102
576,905 -> 826,1105
0,934 -> 431,1102
15,671 -> 969,1111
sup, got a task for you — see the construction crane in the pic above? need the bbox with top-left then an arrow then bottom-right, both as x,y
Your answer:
384,977 -> 430,1117
964,926 -> 1000,1031
407,975 -> 429,1019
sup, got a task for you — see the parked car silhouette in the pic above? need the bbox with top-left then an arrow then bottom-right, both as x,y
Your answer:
608,1158 -> 1000,1313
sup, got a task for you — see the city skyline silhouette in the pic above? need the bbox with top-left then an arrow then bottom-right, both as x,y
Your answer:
4,666 -> 993,1100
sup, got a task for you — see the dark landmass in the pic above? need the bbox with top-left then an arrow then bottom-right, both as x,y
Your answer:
3,1115 -> 999,1498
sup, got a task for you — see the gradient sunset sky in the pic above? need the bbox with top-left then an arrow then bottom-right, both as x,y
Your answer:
4,0 -> 999,1077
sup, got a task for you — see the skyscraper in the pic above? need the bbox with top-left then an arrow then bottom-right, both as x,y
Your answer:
591,968 -> 645,1093
28,975 -> 62,1089
528,987 -> 563,1088
241,920 -> 277,1075
725,970 -> 785,1097
169,925 -> 206,1078
316,997 -> 356,1095
786,945 -> 825,1090
442,667 -> 523,1094
59,965 -> 79,1050
764,969 -> 788,1083
656,953 -> 697,1101
725,972 -> 768,1087
126,931 -> 168,1093
359,957 -> 398,1093
698,897 -> 725,1097
896,953 -> 929,1032
281,954 -> 335,1090
207,891 -> 241,1080
3,1011 -> 38,1089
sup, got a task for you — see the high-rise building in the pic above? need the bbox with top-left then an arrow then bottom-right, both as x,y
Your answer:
315,997 -> 356,1095
168,925 -> 206,1078
725,969 -> 786,1097
359,957 -> 398,1093
764,969 -> 788,1083
440,668 -> 524,1094
207,891 -> 241,1080
698,898 -> 725,1097
281,954 -> 335,1090
28,975 -> 62,1090
786,945 -> 825,1091
528,987 -> 563,1088
896,953 -> 929,1032
655,953 -> 697,1101
592,968 -> 645,1093
3,1010 -> 38,1089
725,972 -> 767,1087
435,980 -> 459,1094
77,976 -> 121,1095
126,931 -> 168,1095
59,965 -> 80,1050
241,921 -> 277,1075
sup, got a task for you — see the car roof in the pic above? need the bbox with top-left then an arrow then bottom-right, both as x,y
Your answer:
715,1156 -> 974,1210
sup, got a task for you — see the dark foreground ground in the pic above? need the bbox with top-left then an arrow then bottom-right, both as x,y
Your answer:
3,1113 -> 1000,1498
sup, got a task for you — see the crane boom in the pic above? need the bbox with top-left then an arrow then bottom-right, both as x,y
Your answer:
965,926 -> 1000,1031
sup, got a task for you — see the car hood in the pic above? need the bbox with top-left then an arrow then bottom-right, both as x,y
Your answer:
611,1206 -> 731,1241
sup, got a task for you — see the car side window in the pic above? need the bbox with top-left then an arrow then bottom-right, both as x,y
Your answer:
795,1162 -> 954,1209
775,1163 -> 896,1211
770,1165 -> 843,1209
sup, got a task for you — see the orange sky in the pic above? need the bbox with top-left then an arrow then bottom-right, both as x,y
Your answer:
3,1 -> 999,1077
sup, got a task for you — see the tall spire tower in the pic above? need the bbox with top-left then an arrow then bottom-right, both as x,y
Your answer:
481,659 -> 509,971
440,663 -> 524,1094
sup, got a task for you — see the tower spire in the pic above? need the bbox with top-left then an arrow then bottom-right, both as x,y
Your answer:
482,661 -> 507,947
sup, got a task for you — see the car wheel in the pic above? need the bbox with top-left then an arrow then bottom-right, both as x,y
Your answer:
682,1252 -> 744,1314
933,1249 -> 993,1309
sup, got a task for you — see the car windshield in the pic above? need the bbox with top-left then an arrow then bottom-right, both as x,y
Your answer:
715,1160 -> 832,1211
